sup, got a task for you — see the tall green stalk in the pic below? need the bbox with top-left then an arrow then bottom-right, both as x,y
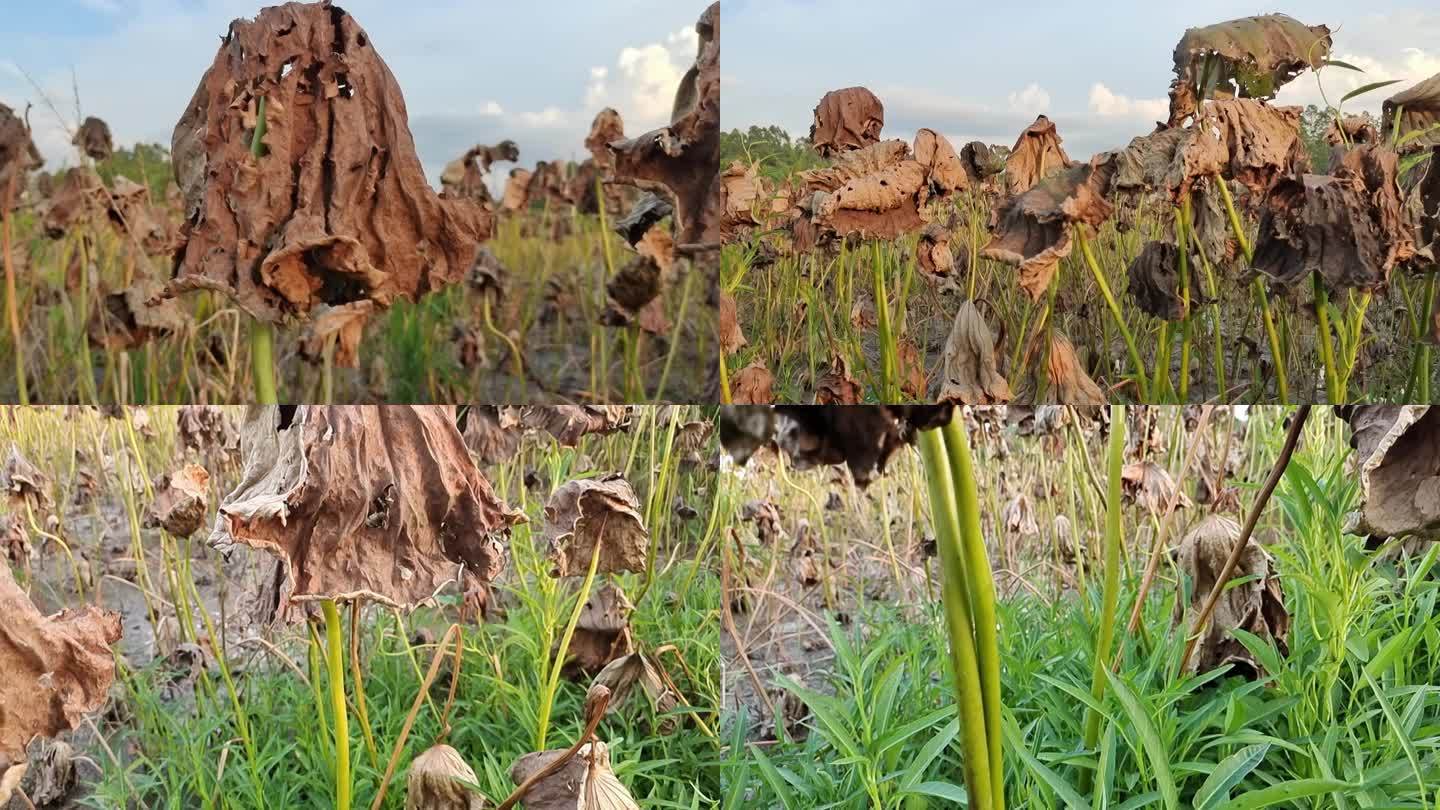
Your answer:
1075,226 -> 1147,401
1080,404 -> 1125,792
918,421 -> 1003,810
1313,273 -> 1340,402
1214,178 -> 1289,402
941,418 -> 1004,810
322,599 -> 352,810
249,96 -> 279,406
872,243 -> 899,401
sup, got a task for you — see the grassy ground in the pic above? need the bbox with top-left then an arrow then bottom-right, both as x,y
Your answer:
1,405 -> 721,809
0,173 -> 715,404
720,407 -> 1440,807
722,187 -> 1438,406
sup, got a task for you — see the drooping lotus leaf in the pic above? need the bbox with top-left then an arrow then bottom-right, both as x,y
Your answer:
1326,115 -> 1379,147
720,161 -> 765,236
1126,240 -> 1195,321
1044,334 -> 1105,409
731,361 -> 774,404
809,87 -> 885,158
983,158 -> 1116,300
1383,72 -> 1440,151
587,108 -> 625,168
405,744 -> 486,810
938,300 -> 1011,405
502,168 -> 533,211
916,222 -> 956,277
210,406 -> 524,610
913,128 -> 969,197
169,2 -> 491,323
961,141 -> 1009,187
608,3 -> 719,245
88,279 -> 192,351
0,104 -> 41,204
509,740 -> 639,810
1253,144 -> 1415,291
814,354 -> 863,405
0,563 -> 122,766
177,406 -> 236,456
73,117 -> 113,162
1339,405 -> 1439,541
767,406 -> 953,487
1002,494 -> 1038,537
440,140 -> 519,204
719,289 -> 746,355
1167,14 -> 1332,126
1005,115 -> 1073,196
542,474 -> 648,578
562,582 -> 635,677
592,652 -> 678,726
298,300 -> 374,368
2,445 -> 50,509
1121,461 -> 1192,515
459,405 -> 520,468
146,463 -> 211,537
1173,514 -> 1289,678
519,406 -> 632,447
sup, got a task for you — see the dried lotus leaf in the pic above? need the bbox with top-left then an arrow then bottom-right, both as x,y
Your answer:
607,3 -> 718,245
543,475 -> 648,578
770,406 -> 953,487
519,406 -> 631,447
298,300 -> 373,369
88,279 -> 191,351
509,740 -> 638,810
917,222 -> 956,277
1383,72 -> 1440,151
210,406 -> 524,611
1167,14 -> 1331,125
1005,115 -> 1073,196
1173,514 -> 1289,677
1253,144 -> 1414,292
169,2 -> 491,322
2,445 -> 50,508
587,108 -> 625,168
814,354 -> 863,405
983,159 -> 1115,301
809,86 -> 885,158
718,290 -> 746,355
146,463 -> 211,537
405,744 -> 487,810
731,361 -> 774,405
0,563 -> 122,763
1126,240 -> 1188,321
502,168 -> 533,212
1340,406 -> 1440,541
73,117 -> 113,162
0,104 -> 42,203
1044,334 -> 1105,410
1121,461 -> 1192,515
460,405 -> 520,468
913,128 -> 968,197
938,300 -> 1011,405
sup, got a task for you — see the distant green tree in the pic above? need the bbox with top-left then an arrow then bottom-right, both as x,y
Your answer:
95,142 -> 173,198
720,125 -> 827,182
1299,104 -> 1334,172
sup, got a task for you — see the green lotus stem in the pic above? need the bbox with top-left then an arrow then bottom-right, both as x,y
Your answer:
536,539 -> 603,750
873,242 -> 898,400
1079,404 -> 1125,792
1417,273 -> 1437,401
917,427 -> 995,810
1153,322 -> 1171,400
248,95 -> 279,406
1313,273 -> 1340,402
1075,226 -> 1147,401
322,599 -> 352,810
941,418 -> 1004,810
2,174 -> 26,405
1339,291 -> 1372,395
1213,177 -> 1289,402
1176,199 -> 1192,401
1184,200 -> 1226,399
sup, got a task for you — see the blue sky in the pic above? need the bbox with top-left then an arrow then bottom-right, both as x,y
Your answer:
724,1 -> 1440,159
0,0 -> 704,186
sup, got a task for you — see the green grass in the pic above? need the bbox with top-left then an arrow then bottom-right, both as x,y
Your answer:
721,408 -> 1440,807
0,406 -> 720,809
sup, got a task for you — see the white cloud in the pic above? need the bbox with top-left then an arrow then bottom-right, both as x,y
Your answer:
1274,12 -> 1440,114
514,106 -> 569,129
478,100 -> 504,116
1007,82 -> 1050,114
1088,83 -> 1167,121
